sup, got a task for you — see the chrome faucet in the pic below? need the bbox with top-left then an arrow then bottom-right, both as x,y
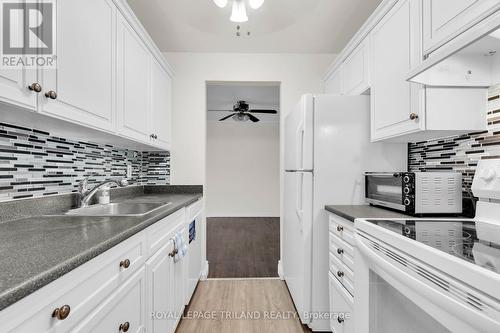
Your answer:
78,177 -> 129,208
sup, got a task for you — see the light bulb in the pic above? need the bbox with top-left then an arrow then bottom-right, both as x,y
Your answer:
212,0 -> 228,8
249,0 -> 264,9
230,0 -> 248,22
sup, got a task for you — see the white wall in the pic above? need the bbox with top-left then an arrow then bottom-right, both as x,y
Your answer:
163,52 -> 334,269
164,52 -> 335,187
206,121 -> 280,217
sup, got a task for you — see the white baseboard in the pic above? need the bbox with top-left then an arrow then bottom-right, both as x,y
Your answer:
200,260 -> 209,280
277,260 -> 284,280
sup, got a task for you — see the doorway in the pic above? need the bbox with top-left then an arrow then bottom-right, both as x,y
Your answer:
205,81 -> 281,278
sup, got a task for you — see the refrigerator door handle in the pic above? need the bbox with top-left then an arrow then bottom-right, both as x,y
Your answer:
296,121 -> 305,169
296,172 -> 304,232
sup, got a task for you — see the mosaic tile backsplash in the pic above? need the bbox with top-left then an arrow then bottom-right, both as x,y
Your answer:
408,85 -> 500,193
0,122 -> 170,202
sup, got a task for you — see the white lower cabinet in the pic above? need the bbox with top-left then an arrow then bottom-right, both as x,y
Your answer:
146,240 -> 176,333
74,267 -> 146,333
0,204 -> 203,333
329,272 -> 354,333
328,213 -> 356,333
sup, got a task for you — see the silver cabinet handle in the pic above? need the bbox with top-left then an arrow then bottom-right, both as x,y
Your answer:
45,90 -> 57,100
28,82 -> 42,93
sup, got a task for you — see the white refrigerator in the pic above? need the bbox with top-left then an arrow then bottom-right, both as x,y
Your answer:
283,94 -> 406,331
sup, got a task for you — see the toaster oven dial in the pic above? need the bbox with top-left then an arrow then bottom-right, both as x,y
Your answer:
404,198 -> 411,206
403,186 -> 411,194
403,175 -> 411,184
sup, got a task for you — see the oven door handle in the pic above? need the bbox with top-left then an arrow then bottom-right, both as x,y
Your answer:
355,234 -> 500,333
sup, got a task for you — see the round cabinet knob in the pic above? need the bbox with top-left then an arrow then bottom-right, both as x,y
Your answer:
28,82 -> 42,93
336,225 -> 343,232
337,271 -> 344,278
119,322 -> 130,332
45,90 -> 57,99
337,248 -> 344,255
52,305 -> 71,320
337,317 -> 345,324
409,113 -> 419,120
154,134 -> 158,139
119,259 -> 131,269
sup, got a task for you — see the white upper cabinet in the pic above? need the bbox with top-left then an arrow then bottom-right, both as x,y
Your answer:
325,66 -> 343,95
370,0 -> 424,141
423,0 -> 500,55
39,0 -> 115,132
0,68 -> 38,111
116,13 -> 152,144
0,0 -> 173,151
342,39 -> 370,95
151,58 -> 173,150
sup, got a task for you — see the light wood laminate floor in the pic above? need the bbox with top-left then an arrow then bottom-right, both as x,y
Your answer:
176,279 -> 311,333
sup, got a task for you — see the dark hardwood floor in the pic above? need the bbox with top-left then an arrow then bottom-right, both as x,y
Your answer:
207,217 -> 280,278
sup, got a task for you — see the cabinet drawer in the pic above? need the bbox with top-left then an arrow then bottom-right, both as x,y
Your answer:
329,272 -> 354,333
147,208 -> 185,255
329,215 -> 355,246
329,253 -> 354,296
3,232 -> 146,333
73,267 -> 146,333
329,233 -> 355,272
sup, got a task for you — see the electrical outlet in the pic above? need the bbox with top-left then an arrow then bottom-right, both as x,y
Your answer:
126,164 -> 132,179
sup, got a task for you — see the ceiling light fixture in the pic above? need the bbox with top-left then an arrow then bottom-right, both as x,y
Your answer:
213,0 -> 264,23
212,0 -> 228,8
230,0 -> 248,23
248,0 -> 264,9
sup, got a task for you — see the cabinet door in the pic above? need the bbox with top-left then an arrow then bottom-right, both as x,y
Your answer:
174,226 -> 188,317
150,58 -> 172,150
146,240 -> 176,333
74,267 -> 146,333
325,66 -> 343,95
342,40 -> 370,95
423,0 -> 500,54
328,272 -> 354,333
0,68 -> 38,110
117,13 -> 152,143
39,0 -> 115,131
370,0 -> 424,141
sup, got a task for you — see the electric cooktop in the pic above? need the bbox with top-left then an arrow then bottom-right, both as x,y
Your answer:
366,219 -> 500,274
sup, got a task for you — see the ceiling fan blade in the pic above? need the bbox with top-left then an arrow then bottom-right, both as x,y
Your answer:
219,113 -> 236,121
246,113 -> 260,122
248,109 -> 278,114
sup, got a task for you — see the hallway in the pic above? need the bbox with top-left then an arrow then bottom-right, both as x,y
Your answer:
206,217 -> 280,278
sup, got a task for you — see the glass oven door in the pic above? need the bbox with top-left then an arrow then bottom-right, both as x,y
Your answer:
365,173 -> 405,211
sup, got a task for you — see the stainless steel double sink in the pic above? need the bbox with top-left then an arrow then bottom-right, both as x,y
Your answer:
66,202 -> 172,217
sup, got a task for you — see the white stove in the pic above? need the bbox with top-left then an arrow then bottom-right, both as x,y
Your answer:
354,159 -> 500,333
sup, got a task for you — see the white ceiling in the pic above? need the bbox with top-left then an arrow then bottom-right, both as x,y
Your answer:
127,0 -> 383,53
207,83 -> 280,122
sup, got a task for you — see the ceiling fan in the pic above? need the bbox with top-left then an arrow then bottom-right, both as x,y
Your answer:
209,100 -> 278,122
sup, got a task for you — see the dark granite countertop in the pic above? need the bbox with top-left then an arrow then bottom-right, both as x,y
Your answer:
0,186 -> 202,311
325,205 -> 411,222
